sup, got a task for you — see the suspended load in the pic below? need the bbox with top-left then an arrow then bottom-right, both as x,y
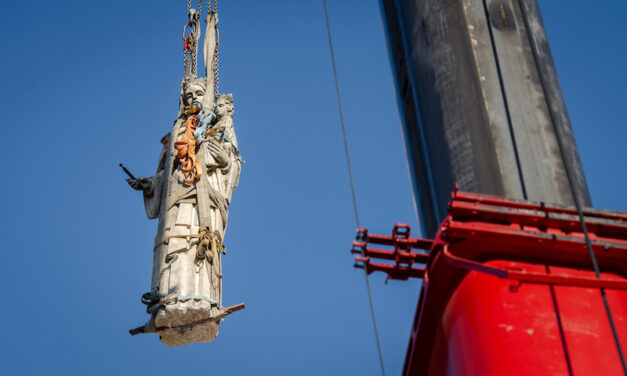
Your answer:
124,0 -> 244,346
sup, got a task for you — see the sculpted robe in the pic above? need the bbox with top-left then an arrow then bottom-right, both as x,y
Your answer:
141,103 -> 241,347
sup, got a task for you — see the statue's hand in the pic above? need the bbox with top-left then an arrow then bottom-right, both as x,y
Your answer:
127,176 -> 153,193
206,141 -> 229,168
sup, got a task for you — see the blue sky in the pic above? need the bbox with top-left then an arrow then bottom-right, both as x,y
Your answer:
0,1 -> 625,375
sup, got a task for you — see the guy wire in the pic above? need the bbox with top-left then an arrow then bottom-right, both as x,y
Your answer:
322,1 -> 386,375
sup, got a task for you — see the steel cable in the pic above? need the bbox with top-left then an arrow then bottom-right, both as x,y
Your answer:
322,1 -> 386,375
514,1 -> 627,370
564,185 -> 627,374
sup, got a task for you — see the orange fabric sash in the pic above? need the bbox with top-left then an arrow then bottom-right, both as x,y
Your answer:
174,115 -> 202,184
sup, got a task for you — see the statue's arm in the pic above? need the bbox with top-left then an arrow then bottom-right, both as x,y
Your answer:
143,170 -> 164,219
125,147 -> 166,219
224,122 -> 238,149
224,158 -> 241,204
218,120 -> 238,170
127,176 -> 153,193
222,121 -> 240,204
144,146 -> 168,219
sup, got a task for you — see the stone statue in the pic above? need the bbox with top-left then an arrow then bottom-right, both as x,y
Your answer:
127,77 -> 242,346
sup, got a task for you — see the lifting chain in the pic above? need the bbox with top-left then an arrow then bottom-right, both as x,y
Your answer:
211,0 -> 219,96
207,0 -> 217,13
213,26 -> 220,97
183,6 -> 201,79
182,0 -> 220,94
187,0 -> 202,13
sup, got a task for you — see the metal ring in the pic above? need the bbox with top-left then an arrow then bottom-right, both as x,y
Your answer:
182,23 -> 190,40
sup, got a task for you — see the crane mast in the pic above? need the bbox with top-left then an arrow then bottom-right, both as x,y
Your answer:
347,1 -> 627,374
380,0 -> 590,237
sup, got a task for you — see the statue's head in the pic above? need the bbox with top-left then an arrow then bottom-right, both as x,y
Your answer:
215,94 -> 234,119
182,78 -> 208,108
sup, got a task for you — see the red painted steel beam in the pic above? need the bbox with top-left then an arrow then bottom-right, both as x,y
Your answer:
441,246 -> 627,290
357,232 -> 433,250
449,200 -> 627,240
446,220 -> 627,278
452,190 -> 627,222
354,256 -> 425,280
351,242 -> 429,264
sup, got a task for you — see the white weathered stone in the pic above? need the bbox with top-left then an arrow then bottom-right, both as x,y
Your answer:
128,12 -> 242,346
129,36 -> 242,344
140,81 -> 240,346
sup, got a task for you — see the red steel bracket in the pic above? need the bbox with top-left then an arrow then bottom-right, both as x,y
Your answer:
441,245 -> 627,290
351,191 -> 627,288
353,223 -> 431,281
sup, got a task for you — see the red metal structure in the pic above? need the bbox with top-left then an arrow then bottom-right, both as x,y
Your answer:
353,190 -> 627,375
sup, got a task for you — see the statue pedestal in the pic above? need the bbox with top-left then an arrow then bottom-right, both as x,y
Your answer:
130,301 -> 245,346
153,300 -> 220,346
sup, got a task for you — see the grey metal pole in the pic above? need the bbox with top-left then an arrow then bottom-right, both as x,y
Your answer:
379,0 -> 591,237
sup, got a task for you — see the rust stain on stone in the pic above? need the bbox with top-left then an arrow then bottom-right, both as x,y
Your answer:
500,3 -> 509,28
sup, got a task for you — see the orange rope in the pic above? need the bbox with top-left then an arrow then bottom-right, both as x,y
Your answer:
175,115 -> 202,184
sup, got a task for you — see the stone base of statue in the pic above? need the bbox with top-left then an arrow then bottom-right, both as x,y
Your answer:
130,300 -> 245,346
152,300 -> 220,347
